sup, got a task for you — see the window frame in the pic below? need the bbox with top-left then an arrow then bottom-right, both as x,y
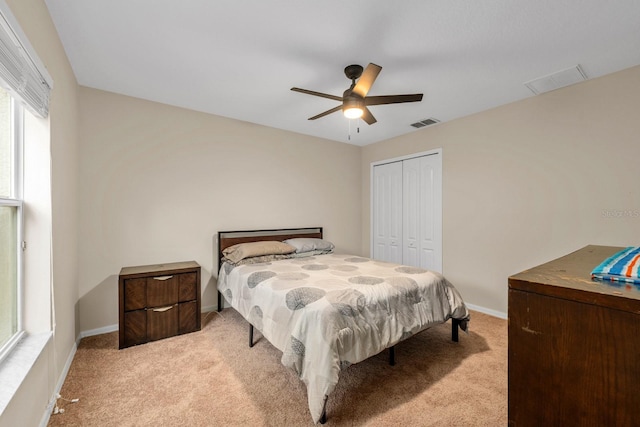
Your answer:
0,95 -> 24,363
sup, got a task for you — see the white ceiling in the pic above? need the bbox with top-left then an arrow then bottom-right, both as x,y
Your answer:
44,0 -> 640,146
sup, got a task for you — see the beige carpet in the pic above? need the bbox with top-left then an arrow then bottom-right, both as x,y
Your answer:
48,309 -> 507,426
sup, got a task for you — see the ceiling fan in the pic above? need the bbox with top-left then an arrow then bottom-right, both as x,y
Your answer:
291,63 -> 423,125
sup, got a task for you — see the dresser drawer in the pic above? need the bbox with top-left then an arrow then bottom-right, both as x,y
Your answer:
147,303 -> 179,341
123,278 -> 146,311
147,274 -> 179,307
123,309 -> 147,348
178,300 -> 198,334
178,272 -> 198,302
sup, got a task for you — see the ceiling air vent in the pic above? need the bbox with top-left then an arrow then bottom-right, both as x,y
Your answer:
524,65 -> 587,95
411,117 -> 440,128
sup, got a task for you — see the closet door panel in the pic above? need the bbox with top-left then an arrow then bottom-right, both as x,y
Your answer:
418,154 -> 442,272
403,157 -> 420,268
403,155 -> 441,271
419,156 -> 436,270
373,162 -> 402,264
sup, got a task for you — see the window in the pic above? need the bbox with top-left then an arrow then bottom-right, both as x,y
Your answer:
0,85 -> 23,361
0,0 -> 51,369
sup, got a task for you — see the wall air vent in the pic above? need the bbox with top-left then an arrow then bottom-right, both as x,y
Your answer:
411,118 -> 440,128
524,65 -> 587,95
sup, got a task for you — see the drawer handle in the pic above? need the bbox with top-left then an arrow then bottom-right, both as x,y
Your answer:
150,304 -> 176,312
152,275 -> 173,281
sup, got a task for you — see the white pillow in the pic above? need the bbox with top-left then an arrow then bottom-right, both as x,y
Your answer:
282,238 -> 335,254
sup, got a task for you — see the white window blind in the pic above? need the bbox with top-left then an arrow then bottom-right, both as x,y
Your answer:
0,3 -> 52,118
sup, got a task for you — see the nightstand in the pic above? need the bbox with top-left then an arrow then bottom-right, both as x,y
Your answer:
118,261 -> 201,349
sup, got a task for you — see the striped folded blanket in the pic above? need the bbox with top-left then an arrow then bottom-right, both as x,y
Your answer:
591,246 -> 640,285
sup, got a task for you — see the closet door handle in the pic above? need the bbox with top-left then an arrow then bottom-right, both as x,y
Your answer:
152,275 -> 173,281
150,304 -> 176,312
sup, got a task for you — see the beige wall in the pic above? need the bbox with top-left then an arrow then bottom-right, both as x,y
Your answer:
362,65 -> 640,315
77,87 -> 362,332
2,0 -> 79,426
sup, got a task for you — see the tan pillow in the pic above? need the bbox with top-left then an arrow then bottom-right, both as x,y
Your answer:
222,241 -> 296,263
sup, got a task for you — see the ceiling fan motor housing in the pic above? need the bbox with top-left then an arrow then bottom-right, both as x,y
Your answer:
343,94 -> 364,111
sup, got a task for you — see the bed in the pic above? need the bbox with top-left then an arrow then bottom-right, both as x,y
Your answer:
216,227 -> 470,424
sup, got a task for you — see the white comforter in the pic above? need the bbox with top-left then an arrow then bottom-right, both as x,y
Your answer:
217,253 -> 469,423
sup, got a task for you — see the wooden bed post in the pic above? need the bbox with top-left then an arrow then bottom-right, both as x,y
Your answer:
452,318 -> 460,342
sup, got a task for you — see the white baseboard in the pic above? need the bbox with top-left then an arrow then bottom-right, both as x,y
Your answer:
79,324 -> 118,339
39,337 -> 77,427
201,304 -> 216,313
465,303 -> 507,319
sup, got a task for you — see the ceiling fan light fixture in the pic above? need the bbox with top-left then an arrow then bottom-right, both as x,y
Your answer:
344,106 -> 363,119
343,97 -> 364,119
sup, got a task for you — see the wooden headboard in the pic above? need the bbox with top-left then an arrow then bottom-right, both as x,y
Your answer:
217,227 -> 323,268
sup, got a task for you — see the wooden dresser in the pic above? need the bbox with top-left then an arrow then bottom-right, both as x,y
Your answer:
119,261 -> 201,349
508,245 -> 640,426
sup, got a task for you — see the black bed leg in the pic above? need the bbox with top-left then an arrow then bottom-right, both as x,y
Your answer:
389,345 -> 396,366
249,324 -> 254,348
319,398 -> 328,424
217,291 -> 222,312
452,318 -> 460,342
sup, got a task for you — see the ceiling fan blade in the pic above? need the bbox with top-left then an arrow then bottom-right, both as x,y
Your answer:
308,105 -> 343,120
365,94 -> 423,106
361,107 -> 377,125
291,87 -> 342,102
352,63 -> 382,98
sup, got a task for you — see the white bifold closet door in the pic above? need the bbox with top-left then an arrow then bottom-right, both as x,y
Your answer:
372,153 -> 442,272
